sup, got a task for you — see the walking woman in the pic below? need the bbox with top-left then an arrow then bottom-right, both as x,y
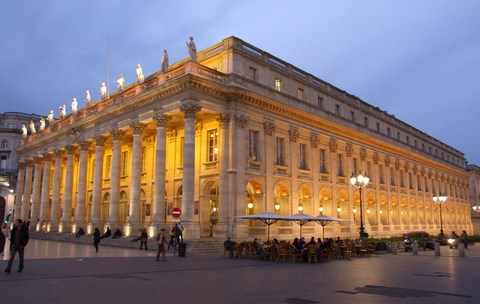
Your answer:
93,228 -> 101,253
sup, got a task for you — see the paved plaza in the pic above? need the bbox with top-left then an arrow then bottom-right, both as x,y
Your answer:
1,239 -> 479,304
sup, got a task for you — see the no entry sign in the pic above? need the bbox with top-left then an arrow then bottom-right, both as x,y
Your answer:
172,207 -> 182,218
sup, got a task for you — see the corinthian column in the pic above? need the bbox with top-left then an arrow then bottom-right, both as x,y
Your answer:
49,150 -> 64,231
217,114 -> 230,235
75,141 -> 90,227
127,122 -> 145,229
180,103 -> 200,234
90,136 -> 105,228
38,154 -> 52,228
21,160 -> 34,221
152,114 -> 171,230
61,145 -> 76,231
109,129 -> 123,228
14,161 -> 26,222
30,156 -> 43,230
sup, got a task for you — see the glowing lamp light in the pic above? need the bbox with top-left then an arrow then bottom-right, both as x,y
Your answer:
298,205 -> 304,212
247,202 -> 254,209
274,203 -> 280,211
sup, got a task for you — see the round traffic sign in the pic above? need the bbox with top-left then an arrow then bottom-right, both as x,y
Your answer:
172,207 -> 182,218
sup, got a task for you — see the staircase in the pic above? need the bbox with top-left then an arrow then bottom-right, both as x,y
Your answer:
188,239 -> 224,256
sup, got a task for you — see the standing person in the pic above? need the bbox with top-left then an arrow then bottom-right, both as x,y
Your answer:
172,224 -> 183,244
0,223 -> 7,256
4,219 -> 29,273
156,228 -> 168,261
460,230 -> 469,249
140,228 -> 148,251
93,228 -> 101,253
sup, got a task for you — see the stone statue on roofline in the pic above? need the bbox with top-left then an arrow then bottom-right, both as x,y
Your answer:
39,117 -> 46,131
59,105 -> 67,119
71,98 -> 78,115
100,82 -> 107,100
117,73 -> 125,93
161,49 -> 169,73
136,64 -> 144,84
85,90 -> 91,105
47,110 -> 55,124
29,120 -> 36,134
186,36 -> 197,62
21,124 -> 27,138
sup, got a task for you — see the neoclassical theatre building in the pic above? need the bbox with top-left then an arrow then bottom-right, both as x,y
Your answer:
14,36 -> 473,239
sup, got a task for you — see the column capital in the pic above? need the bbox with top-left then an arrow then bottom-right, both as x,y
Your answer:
329,138 -> 337,153
288,129 -> 299,143
55,149 -> 65,158
93,135 -> 106,146
217,114 -> 231,129
234,115 -> 248,129
310,135 -> 320,148
65,145 -> 76,155
78,140 -> 91,150
42,153 -> 54,162
110,129 -> 125,140
180,103 -> 201,119
263,122 -> 275,136
33,156 -> 43,165
24,159 -> 34,166
18,161 -> 26,169
153,113 -> 172,127
130,122 -> 146,135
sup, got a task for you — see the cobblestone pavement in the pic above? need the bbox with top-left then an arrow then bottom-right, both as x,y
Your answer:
1,239 -> 479,304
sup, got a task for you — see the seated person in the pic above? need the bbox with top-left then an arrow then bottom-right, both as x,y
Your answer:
252,238 -> 265,259
75,227 -> 85,238
307,236 -> 316,246
223,237 -> 236,258
112,228 -> 122,239
102,226 -> 112,238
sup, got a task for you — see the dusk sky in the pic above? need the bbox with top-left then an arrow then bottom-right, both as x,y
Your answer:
1,1 -> 479,164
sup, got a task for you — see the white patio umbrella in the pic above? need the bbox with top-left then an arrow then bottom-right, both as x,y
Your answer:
314,215 -> 353,239
235,212 -> 288,241
283,213 -> 317,238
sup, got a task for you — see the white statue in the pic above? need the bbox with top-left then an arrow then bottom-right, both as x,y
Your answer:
47,110 -> 55,124
29,120 -> 36,134
71,98 -> 78,115
39,117 -> 46,131
136,63 -> 144,84
161,49 -> 169,73
21,124 -> 27,138
85,90 -> 91,105
117,73 -> 125,92
59,105 -> 67,119
100,82 -> 107,100
186,36 -> 197,62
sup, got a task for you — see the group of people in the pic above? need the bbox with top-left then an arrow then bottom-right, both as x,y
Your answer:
449,230 -> 469,249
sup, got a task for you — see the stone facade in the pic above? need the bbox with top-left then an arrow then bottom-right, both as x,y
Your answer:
14,37 -> 473,239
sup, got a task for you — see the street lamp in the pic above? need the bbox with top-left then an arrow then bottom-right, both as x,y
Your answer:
432,192 -> 447,239
473,204 -> 480,213
350,172 -> 370,238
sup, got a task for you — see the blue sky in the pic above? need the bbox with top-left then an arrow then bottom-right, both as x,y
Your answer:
0,0 -> 479,164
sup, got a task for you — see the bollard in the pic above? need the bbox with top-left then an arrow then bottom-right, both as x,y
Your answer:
458,243 -> 465,257
391,242 -> 397,255
412,241 -> 418,255
434,242 -> 441,256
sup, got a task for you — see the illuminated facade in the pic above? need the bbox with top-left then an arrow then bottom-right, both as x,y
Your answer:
14,37 -> 473,239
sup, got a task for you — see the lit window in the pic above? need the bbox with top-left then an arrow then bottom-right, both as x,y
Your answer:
141,146 -> 146,173
105,155 -> 111,179
207,129 -> 218,162
121,151 -> 128,176
297,88 -> 304,100
274,78 -> 282,91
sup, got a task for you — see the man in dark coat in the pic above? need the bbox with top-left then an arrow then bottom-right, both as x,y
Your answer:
4,219 -> 29,273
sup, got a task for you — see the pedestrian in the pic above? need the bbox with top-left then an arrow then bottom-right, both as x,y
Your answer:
156,228 -> 168,261
460,230 -> 468,249
93,228 -> 101,253
172,223 -> 183,244
140,228 -> 148,251
4,219 -> 29,273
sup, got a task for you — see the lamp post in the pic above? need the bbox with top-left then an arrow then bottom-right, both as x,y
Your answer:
432,193 -> 447,239
350,172 -> 369,238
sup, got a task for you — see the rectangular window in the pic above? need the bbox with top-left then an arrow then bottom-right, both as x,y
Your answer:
274,78 -> 282,91
409,172 -> 414,189
337,154 -> 344,177
387,128 -> 391,137
248,130 -> 259,161
414,139 -> 417,147
379,164 -> 385,184
0,139 -> 7,149
249,67 -> 257,81
406,136 -> 410,145
390,167 -> 395,186
207,129 -> 218,162
105,155 -> 112,179
141,146 -> 146,173
7,123 -> 14,128
297,88 -> 304,100
364,117 -> 369,127
319,149 -> 328,174
400,171 -> 405,188
424,176 -> 429,192
335,104 -> 341,116
276,137 -> 285,166
350,111 -> 355,122
367,162 -> 373,182
299,143 -> 308,170
317,96 -> 323,108
376,122 -> 381,132
353,158 -> 358,175
397,132 -> 401,140
121,151 -> 128,177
